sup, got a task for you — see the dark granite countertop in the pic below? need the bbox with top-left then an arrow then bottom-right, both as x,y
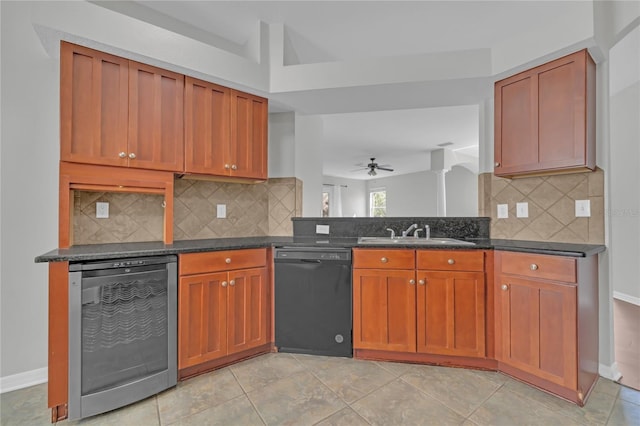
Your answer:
35,237 -> 605,263
489,239 -> 606,257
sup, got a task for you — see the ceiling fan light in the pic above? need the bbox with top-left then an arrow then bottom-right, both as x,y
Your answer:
368,169 -> 377,176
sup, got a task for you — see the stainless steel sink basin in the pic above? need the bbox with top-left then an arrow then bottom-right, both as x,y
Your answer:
357,237 -> 475,246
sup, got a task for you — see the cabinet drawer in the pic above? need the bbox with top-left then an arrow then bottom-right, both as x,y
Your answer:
180,248 -> 267,275
499,251 -> 576,283
417,250 -> 484,271
353,249 -> 415,269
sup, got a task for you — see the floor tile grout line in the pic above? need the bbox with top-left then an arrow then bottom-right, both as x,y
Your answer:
464,378 -> 509,423
397,374 -> 476,419
154,395 -> 163,426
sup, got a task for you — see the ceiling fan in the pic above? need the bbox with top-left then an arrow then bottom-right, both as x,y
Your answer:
353,158 -> 394,176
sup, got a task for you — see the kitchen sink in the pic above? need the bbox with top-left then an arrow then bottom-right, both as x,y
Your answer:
357,237 -> 475,246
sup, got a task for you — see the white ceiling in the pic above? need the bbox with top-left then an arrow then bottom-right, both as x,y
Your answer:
101,1 -> 590,179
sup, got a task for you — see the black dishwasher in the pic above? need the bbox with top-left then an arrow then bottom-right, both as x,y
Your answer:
274,247 -> 352,357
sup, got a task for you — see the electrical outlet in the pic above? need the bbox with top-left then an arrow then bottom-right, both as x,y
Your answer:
516,202 -> 529,218
96,202 -> 109,219
216,204 -> 226,218
316,224 -> 330,234
575,200 -> 591,217
497,204 -> 509,219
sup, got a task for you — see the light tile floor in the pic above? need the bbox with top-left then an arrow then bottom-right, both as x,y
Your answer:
2,353 -> 639,425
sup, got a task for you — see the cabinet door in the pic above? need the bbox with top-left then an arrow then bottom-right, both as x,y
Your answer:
497,276 -> 577,388
495,49 -> 594,177
184,77 -> 230,175
229,90 -> 268,180
178,272 -> 227,369
128,61 -> 184,172
227,267 -> 268,354
353,269 -> 416,352
60,42 -> 128,166
537,53 -> 588,170
416,271 -> 485,357
494,73 -> 538,174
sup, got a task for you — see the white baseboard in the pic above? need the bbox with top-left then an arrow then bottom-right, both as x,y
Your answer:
613,291 -> 640,307
0,367 -> 47,394
599,362 -> 623,382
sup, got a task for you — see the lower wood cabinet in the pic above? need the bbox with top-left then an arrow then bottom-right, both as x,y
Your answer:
353,248 -> 487,361
353,268 -> 416,352
417,270 -> 485,357
178,249 -> 269,375
495,251 -> 598,406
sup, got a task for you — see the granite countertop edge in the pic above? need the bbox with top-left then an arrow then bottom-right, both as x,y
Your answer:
35,237 -> 606,263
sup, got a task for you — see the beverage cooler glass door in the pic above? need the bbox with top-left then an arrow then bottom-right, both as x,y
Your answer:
68,256 -> 177,420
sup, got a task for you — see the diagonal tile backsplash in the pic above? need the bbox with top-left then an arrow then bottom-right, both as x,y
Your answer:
478,168 -> 604,244
73,177 -> 303,245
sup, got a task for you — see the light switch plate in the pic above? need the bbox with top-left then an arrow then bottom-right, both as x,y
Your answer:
96,202 -> 109,219
316,224 -> 330,234
516,202 -> 529,218
497,204 -> 508,219
216,204 -> 226,219
575,200 -> 591,217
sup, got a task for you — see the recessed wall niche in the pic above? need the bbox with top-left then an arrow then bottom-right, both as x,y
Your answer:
72,178 -> 303,245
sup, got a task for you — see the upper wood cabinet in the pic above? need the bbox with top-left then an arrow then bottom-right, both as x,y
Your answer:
127,61 -> 184,171
60,42 -> 184,172
184,77 -> 268,180
60,43 -> 128,167
494,49 -> 596,178
184,77 -> 230,176
230,90 -> 268,180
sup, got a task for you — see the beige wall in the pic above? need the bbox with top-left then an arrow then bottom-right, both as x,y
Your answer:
73,177 -> 302,244
478,168 -> 604,244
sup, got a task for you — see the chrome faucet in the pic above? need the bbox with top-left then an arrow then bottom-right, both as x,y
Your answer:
401,223 -> 418,237
386,228 -> 396,239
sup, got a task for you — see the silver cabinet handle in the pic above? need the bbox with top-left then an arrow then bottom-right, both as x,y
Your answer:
448,259 -> 455,265
224,164 -> 230,170
381,257 -> 388,263
231,164 -> 238,170
501,284 -> 508,291
409,279 -> 416,285
418,279 -> 426,285
119,152 -> 127,158
225,258 -> 232,264
530,264 -> 538,271
128,152 -> 136,159
222,281 -> 228,287
495,162 -> 501,167
229,280 -> 235,286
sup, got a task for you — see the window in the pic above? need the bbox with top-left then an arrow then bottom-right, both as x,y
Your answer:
369,189 -> 387,217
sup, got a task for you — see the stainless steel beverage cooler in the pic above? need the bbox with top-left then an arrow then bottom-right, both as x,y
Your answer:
67,256 -> 177,420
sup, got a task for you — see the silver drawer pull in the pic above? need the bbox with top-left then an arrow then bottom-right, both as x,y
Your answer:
418,279 -> 426,285
221,281 -> 228,287
226,258 -> 232,264
447,259 -> 455,265
229,280 -> 235,286
409,279 -> 416,285
381,257 -> 388,263
501,284 -> 508,291
530,263 -> 538,271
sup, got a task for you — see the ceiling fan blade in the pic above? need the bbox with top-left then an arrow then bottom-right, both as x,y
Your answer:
350,167 -> 369,172
377,167 -> 394,172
